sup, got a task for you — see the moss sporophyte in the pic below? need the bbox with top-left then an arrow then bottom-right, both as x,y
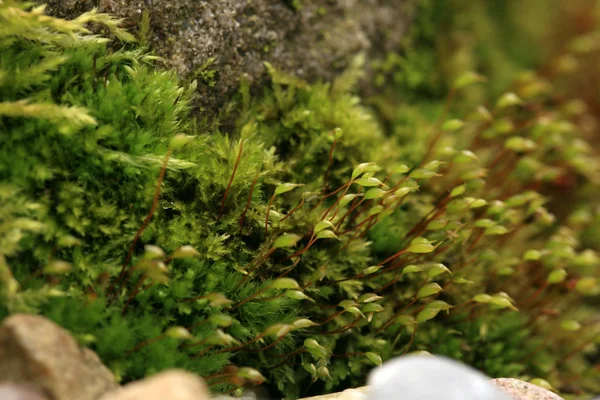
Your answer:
0,1 -> 599,399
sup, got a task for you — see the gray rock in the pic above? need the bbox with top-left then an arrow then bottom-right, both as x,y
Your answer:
38,0 -> 416,115
99,370 -> 210,400
0,383 -> 50,400
367,354 -> 512,400
0,314 -> 117,400
490,378 -> 564,400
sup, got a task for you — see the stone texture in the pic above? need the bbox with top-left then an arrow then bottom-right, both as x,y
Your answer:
0,384 -> 50,400
302,386 -> 369,400
39,0 -> 416,115
0,314 -> 117,400
99,370 -> 210,400
212,384 -> 271,400
490,378 -> 565,400
367,354 -> 511,400
299,362 -> 569,400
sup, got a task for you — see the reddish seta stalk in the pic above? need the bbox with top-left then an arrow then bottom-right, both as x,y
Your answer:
239,171 -> 260,229
322,135 -> 338,194
219,140 -> 244,221
280,199 -> 305,222
109,148 -> 172,296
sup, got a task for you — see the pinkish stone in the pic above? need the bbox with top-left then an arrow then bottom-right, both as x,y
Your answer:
0,384 -> 49,400
490,378 -> 564,400
99,370 -> 210,400
0,314 -> 117,400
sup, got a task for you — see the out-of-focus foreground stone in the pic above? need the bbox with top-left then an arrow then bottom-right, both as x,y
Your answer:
490,378 -> 565,400
0,314 -> 117,400
39,0 -> 417,115
302,355 -> 570,400
0,383 -> 50,400
302,386 -> 369,400
212,384 -> 271,400
99,370 -> 210,400
367,354 -> 511,400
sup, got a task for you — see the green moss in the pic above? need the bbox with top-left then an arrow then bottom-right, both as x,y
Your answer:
283,0 -> 303,12
195,57 -> 218,88
1,1 -> 599,399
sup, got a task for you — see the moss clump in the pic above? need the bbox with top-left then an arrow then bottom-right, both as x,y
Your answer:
1,1 -> 599,399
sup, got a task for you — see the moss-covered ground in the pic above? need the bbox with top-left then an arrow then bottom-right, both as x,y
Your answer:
1,0 -> 599,398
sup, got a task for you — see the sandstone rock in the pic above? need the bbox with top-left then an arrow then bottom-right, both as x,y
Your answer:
0,314 -> 117,400
490,378 -> 565,400
99,370 -> 210,400
367,354 -> 511,400
302,386 -> 369,400
212,384 -> 271,400
39,0 -> 416,115
0,383 -> 50,400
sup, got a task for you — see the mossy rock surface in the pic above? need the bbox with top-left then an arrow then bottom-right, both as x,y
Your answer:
40,0 -> 417,115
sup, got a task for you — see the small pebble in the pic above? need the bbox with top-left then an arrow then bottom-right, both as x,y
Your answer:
0,384 -> 49,400
367,354 -> 511,400
100,370 -> 210,400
